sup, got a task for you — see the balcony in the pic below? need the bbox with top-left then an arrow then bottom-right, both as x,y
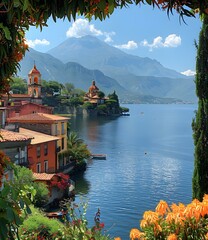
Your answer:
58,162 -> 75,174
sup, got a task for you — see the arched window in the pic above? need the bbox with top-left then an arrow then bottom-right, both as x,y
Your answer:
34,77 -> 38,84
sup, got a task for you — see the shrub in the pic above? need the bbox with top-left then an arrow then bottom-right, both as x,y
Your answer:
19,206 -> 63,239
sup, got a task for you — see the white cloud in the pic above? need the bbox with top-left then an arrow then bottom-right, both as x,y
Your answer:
66,19 -> 102,38
103,32 -> 115,43
114,40 -> 138,50
26,39 -> 50,48
181,69 -> 196,76
66,18 -> 115,43
164,34 -> 181,47
141,34 -> 181,51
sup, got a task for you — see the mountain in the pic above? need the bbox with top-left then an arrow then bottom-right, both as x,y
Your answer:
47,35 -> 197,103
18,36 -> 197,103
48,35 -> 184,79
18,48 -> 129,97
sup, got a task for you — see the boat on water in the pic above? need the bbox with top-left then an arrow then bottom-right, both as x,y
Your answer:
91,154 -> 107,160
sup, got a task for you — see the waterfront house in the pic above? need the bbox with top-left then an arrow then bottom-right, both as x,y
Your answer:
33,172 -> 73,205
19,128 -> 59,173
0,129 -> 33,167
6,113 -> 70,171
84,80 -> 108,105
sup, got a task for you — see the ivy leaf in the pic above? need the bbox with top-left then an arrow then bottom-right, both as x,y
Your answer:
0,23 -> 11,40
6,207 -> 15,221
23,0 -> 29,11
19,198 -> 25,209
26,204 -> 32,214
146,0 -> 152,5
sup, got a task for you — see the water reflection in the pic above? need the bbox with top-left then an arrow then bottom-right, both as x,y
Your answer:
70,104 -> 196,239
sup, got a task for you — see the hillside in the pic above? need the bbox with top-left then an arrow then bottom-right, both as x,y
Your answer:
18,36 -> 197,103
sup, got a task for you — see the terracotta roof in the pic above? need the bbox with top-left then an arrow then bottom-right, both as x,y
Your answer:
0,129 -> 33,142
29,65 -> 41,75
33,173 -> 55,181
19,128 -> 60,144
1,94 -> 31,98
7,113 -> 69,124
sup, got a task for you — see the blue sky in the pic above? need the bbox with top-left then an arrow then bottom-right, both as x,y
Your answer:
26,4 -> 202,76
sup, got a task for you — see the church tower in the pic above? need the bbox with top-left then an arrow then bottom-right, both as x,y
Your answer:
28,64 -> 42,104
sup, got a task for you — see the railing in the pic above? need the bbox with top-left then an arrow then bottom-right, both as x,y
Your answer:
58,161 -> 75,172
18,161 -> 29,167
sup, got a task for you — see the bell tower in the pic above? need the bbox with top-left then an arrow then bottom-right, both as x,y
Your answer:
28,64 -> 42,104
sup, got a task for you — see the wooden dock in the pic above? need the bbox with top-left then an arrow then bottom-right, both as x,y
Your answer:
91,154 -> 107,160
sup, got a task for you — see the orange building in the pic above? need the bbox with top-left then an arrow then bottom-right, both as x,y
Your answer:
84,80 -> 108,104
19,128 -> 59,173
7,113 -> 70,171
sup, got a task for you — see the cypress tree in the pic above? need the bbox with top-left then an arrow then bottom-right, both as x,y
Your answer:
192,15 -> 208,200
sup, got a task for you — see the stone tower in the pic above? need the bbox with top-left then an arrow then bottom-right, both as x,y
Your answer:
28,64 -> 42,104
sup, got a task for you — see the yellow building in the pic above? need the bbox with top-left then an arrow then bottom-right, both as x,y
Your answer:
6,113 -> 69,171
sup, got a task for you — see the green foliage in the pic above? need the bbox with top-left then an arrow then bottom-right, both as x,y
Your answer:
32,182 -> 49,207
10,77 -> 27,94
41,80 -> 63,95
98,91 -> 105,98
120,106 -> 129,113
13,165 -> 49,207
0,151 -> 34,240
70,96 -> 84,107
106,99 -> 117,106
19,206 -> 63,239
58,200 -> 113,240
60,132 -> 91,164
97,104 -> 108,112
82,102 -> 94,109
192,15 -> 208,201
108,91 -> 119,102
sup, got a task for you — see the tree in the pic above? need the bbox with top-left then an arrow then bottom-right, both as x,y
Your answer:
13,165 -> 49,207
98,91 -> 105,99
10,77 -> 27,94
60,132 -> 91,164
0,151 -> 34,240
192,15 -> 208,201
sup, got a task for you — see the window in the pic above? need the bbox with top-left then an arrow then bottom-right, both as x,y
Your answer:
61,122 -> 65,135
37,146 -> 41,158
62,137 -> 65,150
44,160 -> 48,173
55,124 -> 58,136
36,163 -> 41,173
44,144 -> 48,156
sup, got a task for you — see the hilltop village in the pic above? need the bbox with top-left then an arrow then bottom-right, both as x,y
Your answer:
0,65 -> 128,205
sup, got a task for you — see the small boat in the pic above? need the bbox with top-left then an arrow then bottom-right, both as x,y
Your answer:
91,154 -> 107,160
46,211 -> 65,219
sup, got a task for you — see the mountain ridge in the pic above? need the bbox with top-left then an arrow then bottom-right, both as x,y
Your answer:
18,36 -> 197,103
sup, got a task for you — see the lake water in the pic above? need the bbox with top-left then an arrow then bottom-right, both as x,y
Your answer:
70,104 -> 197,240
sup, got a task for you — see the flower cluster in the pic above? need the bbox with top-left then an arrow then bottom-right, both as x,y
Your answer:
129,195 -> 208,240
50,173 -> 69,190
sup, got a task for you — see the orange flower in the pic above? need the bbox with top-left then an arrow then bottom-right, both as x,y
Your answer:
140,219 -> 148,229
143,211 -> 159,223
156,200 -> 169,216
114,238 -> 121,240
166,212 -> 176,223
167,233 -> 178,240
130,228 -> 144,240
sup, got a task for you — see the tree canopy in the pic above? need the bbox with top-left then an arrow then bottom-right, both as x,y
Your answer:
0,0 -> 208,93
